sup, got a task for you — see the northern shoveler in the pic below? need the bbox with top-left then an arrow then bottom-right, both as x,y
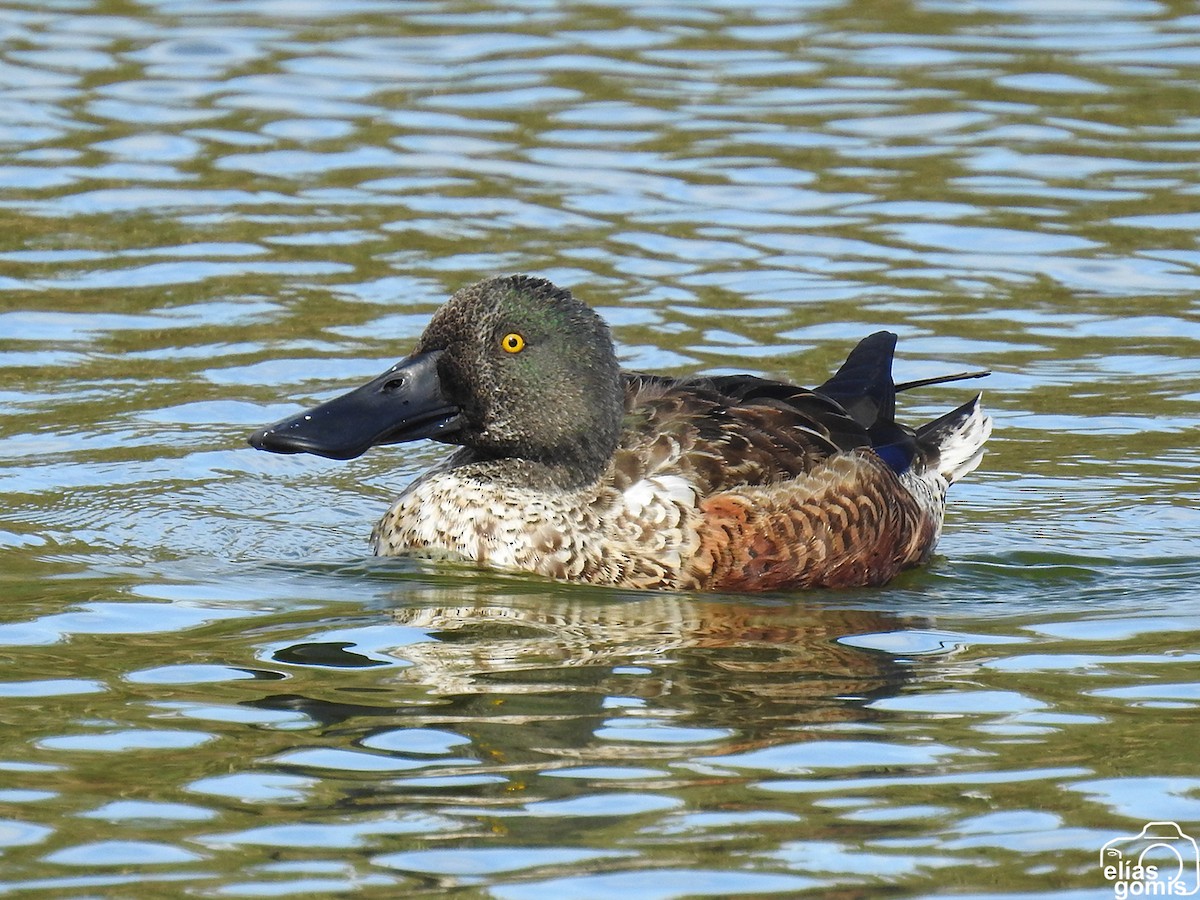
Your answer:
250,275 -> 991,591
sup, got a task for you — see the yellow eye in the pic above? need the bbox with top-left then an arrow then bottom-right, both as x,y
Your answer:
501,332 -> 525,353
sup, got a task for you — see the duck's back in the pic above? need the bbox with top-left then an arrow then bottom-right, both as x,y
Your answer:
606,374 -> 943,591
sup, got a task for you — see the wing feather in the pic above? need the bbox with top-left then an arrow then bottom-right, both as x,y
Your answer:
620,372 -> 871,494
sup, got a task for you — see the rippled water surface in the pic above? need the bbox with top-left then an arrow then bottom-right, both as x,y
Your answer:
2,0 -> 1199,896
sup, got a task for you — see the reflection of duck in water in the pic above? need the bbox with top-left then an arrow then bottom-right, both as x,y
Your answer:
251,275 -> 990,591
386,590 -> 919,732
246,590 -> 921,773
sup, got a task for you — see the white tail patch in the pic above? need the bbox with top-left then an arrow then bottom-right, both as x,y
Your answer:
920,393 -> 992,484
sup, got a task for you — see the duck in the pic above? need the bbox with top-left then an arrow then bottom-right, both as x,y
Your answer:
249,274 -> 991,592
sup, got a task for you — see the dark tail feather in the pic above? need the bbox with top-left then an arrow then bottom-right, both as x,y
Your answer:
817,334 -> 992,478
896,369 -> 990,393
815,331 -> 897,429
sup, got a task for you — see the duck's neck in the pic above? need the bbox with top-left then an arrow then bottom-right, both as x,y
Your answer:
452,389 -> 625,487
445,445 -> 613,492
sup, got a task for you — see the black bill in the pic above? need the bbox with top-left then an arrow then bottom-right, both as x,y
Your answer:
248,350 -> 460,461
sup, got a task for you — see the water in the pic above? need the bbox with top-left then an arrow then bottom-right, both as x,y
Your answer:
1,0 -> 1198,896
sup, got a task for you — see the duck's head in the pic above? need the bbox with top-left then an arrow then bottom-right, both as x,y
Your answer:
249,275 -> 624,480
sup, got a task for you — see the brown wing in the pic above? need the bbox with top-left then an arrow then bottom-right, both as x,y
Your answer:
615,372 -> 871,495
615,373 -> 938,592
